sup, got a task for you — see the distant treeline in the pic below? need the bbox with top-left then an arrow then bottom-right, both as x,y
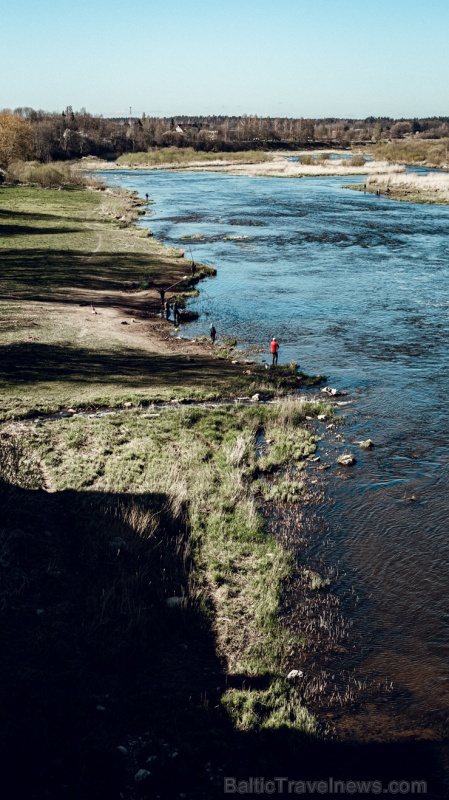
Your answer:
4,106 -> 449,162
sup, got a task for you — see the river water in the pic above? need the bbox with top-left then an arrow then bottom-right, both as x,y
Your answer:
101,169 -> 449,776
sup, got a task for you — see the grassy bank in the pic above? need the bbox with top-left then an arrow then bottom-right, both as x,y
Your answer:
0,396 -> 331,797
345,170 -> 449,205
115,147 -> 270,168
0,182 -> 337,796
1,184 -> 307,418
0,184 -> 322,420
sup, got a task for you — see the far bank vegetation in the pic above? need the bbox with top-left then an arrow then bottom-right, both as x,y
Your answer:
372,137 -> 449,168
2,107 -> 449,167
116,147 -> 270,168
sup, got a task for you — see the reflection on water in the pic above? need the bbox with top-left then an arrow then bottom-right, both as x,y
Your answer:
100,170 -> 449,750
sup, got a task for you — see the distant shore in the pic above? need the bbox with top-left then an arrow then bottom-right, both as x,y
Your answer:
80,148 -> 449,207
79,151 -> 406,179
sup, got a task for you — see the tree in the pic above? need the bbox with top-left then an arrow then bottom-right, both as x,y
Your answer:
390,121 -> 412,139
0,110 -> 33,168
0,111 -> 33,167
372,122 -> 383,143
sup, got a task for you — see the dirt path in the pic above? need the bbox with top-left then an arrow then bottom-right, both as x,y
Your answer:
35,284 -> 215,359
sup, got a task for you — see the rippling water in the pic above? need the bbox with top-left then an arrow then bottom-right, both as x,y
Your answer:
101,169 -> 449,749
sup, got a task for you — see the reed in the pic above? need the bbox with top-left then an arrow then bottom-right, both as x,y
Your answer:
365,171 -> 449,204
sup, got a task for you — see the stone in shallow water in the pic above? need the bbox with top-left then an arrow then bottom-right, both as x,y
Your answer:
359,439 -> 374,449
321,386 -> 341,396
337,453 -> 356,466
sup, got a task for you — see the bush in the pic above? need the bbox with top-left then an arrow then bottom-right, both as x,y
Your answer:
348,155 -> 366,167
6,160 -> 90,188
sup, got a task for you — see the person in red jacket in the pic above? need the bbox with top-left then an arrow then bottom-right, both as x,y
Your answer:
270,337 -> 279,366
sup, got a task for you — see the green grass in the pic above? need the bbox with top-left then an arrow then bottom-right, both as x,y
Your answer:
0,184 -> 334,794
0,187 -> 320,419
0,184 -> 188,296
0,399 -> 327,793
28,400 -> 326,681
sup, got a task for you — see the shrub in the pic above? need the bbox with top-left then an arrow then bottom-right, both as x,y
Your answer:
348,155 -> 366,167
6,160 -> 90,188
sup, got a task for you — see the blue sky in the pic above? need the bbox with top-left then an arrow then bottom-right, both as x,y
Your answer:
2,0 -> 448,118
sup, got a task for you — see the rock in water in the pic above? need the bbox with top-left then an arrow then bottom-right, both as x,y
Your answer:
337,453 -> 356,466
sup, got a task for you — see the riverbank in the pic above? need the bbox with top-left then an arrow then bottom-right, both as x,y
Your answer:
0,184 -> 315,419
80,150 -> 405,178
0,182 -> 340,797
346,171 -> 449,205
2,178 -> 448,798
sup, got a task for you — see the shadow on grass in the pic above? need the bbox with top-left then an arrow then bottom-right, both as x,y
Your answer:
0,342 -> 243,392
0,479 -> 230,798
0,208 -> 75,223
0,478 -> 446,799
0,248 -> 188,298
0,225 -> 81,237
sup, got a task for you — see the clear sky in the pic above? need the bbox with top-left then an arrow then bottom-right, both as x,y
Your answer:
2,0 -> 448,118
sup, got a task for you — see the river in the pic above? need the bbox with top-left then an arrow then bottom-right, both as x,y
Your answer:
99,167 -> 449,784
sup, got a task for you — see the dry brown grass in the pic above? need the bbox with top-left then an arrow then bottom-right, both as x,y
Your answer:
366,171 -> 449,203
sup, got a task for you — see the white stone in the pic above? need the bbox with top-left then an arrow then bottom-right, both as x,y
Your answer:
337,453 -> 356,466
287,669 -> 304,680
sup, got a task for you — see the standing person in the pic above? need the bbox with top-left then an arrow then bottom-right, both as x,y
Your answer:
145,193 -> 149,201
164,300 -> 170,320
210,323 -> 216,345
270,337 -> 279,366
173,301 -> 180,326
158,287 -> 165,310
191,261 -> 197,277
